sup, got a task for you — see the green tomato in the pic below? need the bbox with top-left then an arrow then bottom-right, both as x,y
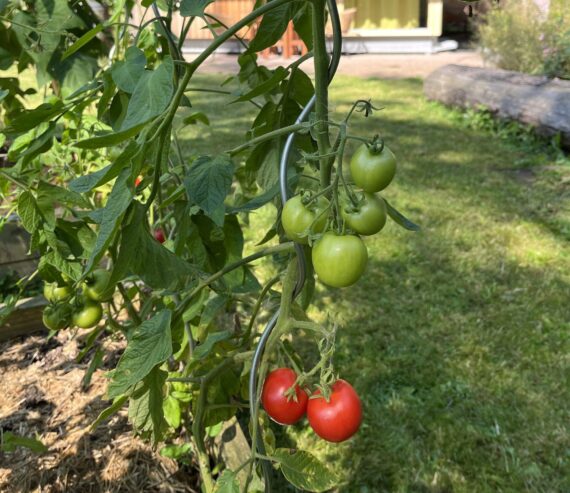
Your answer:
43,282 -> 72,302
350,143 -> 397,193
342,193 -> 387,236
72,301 -> 103,329
83,269 -> 114,302
312,232 -> 368,288
281,195 -> 329,244
42,304 -> 73,331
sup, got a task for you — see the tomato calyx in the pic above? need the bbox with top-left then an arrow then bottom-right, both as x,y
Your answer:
367,134 -> 385,155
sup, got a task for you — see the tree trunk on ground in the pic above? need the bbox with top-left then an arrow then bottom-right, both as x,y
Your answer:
424,64 -> 570,148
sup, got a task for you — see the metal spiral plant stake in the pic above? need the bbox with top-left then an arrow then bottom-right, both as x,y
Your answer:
248,1 -> 343,489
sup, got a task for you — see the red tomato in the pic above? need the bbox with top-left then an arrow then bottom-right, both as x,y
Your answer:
135,176 -> 142,187
307,380 -> 362,442
261,368 -> 308,425
154,229 -> 166,243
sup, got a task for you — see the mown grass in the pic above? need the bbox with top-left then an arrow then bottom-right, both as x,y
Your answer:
180,74 -> 570,493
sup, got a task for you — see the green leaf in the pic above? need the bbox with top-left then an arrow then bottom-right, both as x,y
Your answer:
19,122 -> 56,167
185,154 -> 234,226
84,168 -> 133,273
111,203 -> 197,290
160,443 -> 192,461
128,367 -> 168,445
3,101 -> 64,134
192,330 -> 232,361
76,122 -> 148,149
292,2 -> 313,51
214,470 -> 240,493
121,57 -> 174,130
1,432 -> 48,454
233,67 -> 289,103
111,46 -> 147,93
61,24 -> 104,61
180,0 -> 214,17
385,199 -> 421,232
70,141 -> 140,193
163,395 -> 181,429
37,180 -> 91,209
91,396 -> 128,431
249,4 -> 294,53
17,191 -> 43,233
274,449 -> 340,492
108,310 -> 172,398
182,111 -> 210,126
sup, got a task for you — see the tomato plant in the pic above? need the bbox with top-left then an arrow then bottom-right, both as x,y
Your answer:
307,380 -> 362,443
261,368 -> 308,425
0,0 -> 420,491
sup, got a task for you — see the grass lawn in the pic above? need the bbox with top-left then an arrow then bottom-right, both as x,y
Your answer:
180,74 -> 570,493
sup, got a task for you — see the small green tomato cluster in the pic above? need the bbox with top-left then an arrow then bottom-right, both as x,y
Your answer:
41,269 -> 114,331
282,141 -> 397,288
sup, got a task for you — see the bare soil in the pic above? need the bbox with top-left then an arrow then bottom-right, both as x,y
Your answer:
0,330 -> 197,493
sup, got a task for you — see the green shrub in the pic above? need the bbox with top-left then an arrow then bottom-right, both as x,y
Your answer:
476,0 -> 570,79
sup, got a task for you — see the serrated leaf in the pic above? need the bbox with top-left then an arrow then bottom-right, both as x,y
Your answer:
62,24 -> 104,61
121,56 -> 174,130
233,67 -> 289,103
111,203 -> 197,290
91,396 -> 128,431
128,367 -> 168,445
385,199 -> 421,232
84,168 -> 133,273
192,330 -> 232,361
108,310 -> 172,398
111,46 -> 147,93
76,122 -> 147,149
17,191 -> 43,233
1,432 -> 48,453
184,154 -> 234,226
274,449 -> 340,492
214,470 -> 240,493
180,0 -> 214,17
249,4 -> 293,53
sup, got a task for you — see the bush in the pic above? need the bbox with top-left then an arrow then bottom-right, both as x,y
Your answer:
476,0 -> 570,79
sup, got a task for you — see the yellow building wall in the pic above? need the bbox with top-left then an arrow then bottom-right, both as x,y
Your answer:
344,0 -> 421,29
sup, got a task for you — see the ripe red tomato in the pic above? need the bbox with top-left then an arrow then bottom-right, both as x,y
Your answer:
261,368 -> 308,425
154,229 -> 166,243
135,175 -> 142,187
307,380 -> 362,442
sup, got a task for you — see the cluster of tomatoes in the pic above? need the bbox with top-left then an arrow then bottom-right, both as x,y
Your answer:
42,269 -> 114,331
261,368 -> 362,443
281,140 -> 397,288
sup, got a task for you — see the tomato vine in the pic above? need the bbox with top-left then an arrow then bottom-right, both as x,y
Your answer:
0,0 -> 421,491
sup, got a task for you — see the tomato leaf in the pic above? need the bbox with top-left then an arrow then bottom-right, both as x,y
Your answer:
181,111 -> 210,126
75,122 -> 148,149
17,191 -> 43,233
111,46 -> 147,93
273,449 -> 340,492
192,330 -> 233,361
180,0 -> 214,17
0,432 -> 48,454
184,154 -> 234,226
61,24 -> 104,61
2,101 -> 64,134
84,168 -> 133,274
91,396 -> 128,431
249,4 -> 294,53
128,367 -> 168,445
121,56 -> 174,130
384,199 -> 421,232
214,470 -> 240,493
108,310 -> 172,398
233,67 -> 289,103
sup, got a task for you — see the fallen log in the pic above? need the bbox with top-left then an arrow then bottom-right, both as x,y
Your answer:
424,64 -> 570,148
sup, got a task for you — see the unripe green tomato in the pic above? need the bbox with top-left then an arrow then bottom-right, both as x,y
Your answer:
342,193 -> 387,236
43,283 -> 72,302
72,301 -> 103,329
312,232 -> 368,288
350,143 -> 397,193
281,195 -> 329,244
83,269 -> 114,302
42,304 -> 73,331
